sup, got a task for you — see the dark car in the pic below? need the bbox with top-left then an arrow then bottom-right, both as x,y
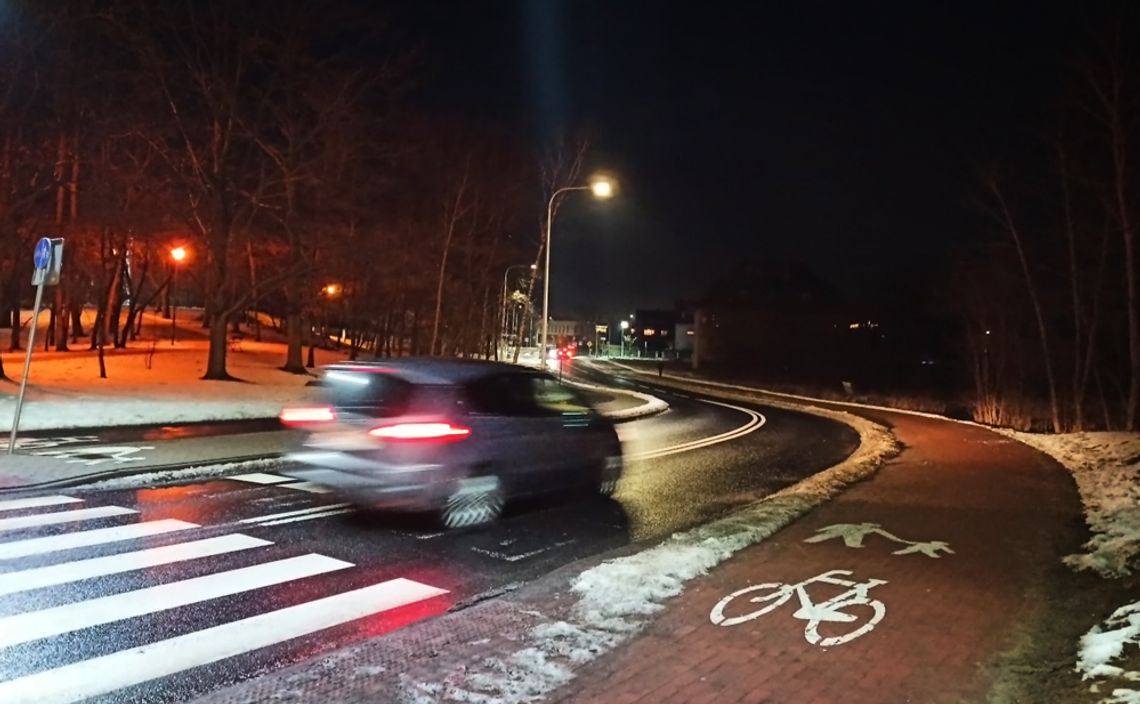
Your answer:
280,359 -> 623,528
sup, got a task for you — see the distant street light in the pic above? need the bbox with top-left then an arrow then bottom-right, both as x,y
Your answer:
324,283 -> 341,297
169,246 -> 188,345
500,263 -> 536,360
540,174 -> 617,367
620,319 -> 630,357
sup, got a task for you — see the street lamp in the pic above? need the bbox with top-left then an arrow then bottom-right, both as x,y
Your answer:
540,174 -> 616,368
169,246 -> 188,345
500,264 -> 536,360
620,319 -> 629,357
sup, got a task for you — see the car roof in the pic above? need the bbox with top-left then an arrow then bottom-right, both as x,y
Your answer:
323,358 -> 542,385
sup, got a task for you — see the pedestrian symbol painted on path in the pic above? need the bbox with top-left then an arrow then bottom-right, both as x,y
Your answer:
803,523 -> 954,558
711,569 -> 887,647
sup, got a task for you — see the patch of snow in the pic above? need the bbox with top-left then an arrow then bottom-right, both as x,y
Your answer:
74,457 -> 288,491
1078,602 -> 1140,703
401,389 -> 898,703
1003,431 -> 1140,578
0,309 -> 348,432
561,378 -> 668,420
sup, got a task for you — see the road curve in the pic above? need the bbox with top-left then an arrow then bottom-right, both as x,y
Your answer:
0,364 -> 858,704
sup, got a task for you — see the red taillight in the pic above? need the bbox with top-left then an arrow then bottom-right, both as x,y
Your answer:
368,421 -> 471,443
279,405 -> 336,426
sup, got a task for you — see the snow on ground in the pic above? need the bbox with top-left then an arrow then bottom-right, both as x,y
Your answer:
0,308 -> 350,432
1007,431 -> 1140,703
1004,431 -> 1140,579
75,457 -> 290,492
402,389 -> 899,703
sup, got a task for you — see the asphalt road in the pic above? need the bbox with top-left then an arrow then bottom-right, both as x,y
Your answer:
0,363 -> 858,704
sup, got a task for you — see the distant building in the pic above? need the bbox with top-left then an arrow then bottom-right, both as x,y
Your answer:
547,319 -> 604,353
631,309 -> 677,357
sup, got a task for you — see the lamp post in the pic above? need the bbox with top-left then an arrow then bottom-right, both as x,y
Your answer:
169,246 -> 187,345
500,263 -> 536,360
620,319 -> 629,357
540,175 -> 615,369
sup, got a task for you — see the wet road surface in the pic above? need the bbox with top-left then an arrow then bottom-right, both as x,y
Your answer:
0,365 -> 857,703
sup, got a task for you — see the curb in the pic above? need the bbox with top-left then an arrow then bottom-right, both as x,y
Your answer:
563,378 -> 669,421
0,453 -> 288,494
194,373 -> 899,704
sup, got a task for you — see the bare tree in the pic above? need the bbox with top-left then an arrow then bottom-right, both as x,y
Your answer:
511,135 -> 588,363
1086,35 -> 1140,429
985,174 -> 1062,432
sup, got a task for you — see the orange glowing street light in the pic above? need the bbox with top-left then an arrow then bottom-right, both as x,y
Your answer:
324,283 -> 341,297
169,246 -> 189,345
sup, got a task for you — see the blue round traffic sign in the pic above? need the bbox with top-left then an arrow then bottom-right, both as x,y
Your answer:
33,238 -> 52,269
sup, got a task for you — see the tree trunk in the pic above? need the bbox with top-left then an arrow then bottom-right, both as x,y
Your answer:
203,316 -> 232,380
70,303 -> 85,340
283,311 -> 306,374
54,282 -> 69,351
248,239 -> 261,342
990,180 -> 1062,433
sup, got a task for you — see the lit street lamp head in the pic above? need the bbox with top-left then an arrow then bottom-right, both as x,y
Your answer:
590,177 -> 615,199
170,246 -> 187,263
324,283 -> 341,297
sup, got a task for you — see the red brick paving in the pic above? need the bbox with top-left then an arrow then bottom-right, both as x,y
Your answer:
551,407 -> 1084,704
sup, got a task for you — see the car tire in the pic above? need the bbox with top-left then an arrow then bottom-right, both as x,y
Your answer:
441,474 -> 504,529
597,454 -> 622,496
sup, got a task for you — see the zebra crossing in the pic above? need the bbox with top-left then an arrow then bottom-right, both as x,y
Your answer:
229,471 -> 333,494
0,493 -> 450,704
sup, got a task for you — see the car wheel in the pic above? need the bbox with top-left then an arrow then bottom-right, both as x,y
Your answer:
598,455 -> 622,496
441,474 -> 504,529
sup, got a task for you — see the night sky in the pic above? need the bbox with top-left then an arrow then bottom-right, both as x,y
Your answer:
397,1 -> 1103,318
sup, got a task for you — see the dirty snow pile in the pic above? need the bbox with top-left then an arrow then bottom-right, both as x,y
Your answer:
401,388 -> 900,703
76,457 -> 290,492
1005,431 -> 1140,578
1077,602 -> 1140,704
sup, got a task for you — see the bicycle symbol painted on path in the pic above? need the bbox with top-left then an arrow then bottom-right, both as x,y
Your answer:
710,569 -> 887,647
803,523 -> 954,558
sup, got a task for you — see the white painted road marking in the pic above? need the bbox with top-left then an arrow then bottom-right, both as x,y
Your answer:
804,523 -> 955,558
710,569 -> 887,647
0,519 -> 199,560
627,398 -> 765,461
0,577 -> 449,704
0,534 -> 272,597
0,553 -> 352,648
279,481 -> 332,494
238,503 -> 352,525
29,445 -> 156,467
0,495 -> 82,513
259,508 -> 355,526
229,472 -> 294,485
0,505 -> 136,533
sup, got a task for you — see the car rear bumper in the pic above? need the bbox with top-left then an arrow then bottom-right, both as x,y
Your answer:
285,450 -> 457,511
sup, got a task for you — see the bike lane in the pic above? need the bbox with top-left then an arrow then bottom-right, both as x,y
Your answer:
550,405 -> 1086,704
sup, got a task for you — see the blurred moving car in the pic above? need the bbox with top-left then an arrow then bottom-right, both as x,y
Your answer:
280,359 -> 623,528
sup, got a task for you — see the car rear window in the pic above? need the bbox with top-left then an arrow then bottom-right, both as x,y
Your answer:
321,369 -> 414,416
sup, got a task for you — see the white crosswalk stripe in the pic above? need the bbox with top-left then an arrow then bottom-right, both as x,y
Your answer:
0,534 -> 270,597
0,495 -> 449,704
0,505 -> 136,532
0,578 -> 449,704
0,518 -> 198,560
229,473 -> 333,494
0,496 -> 83,513
0,553 -> 352,648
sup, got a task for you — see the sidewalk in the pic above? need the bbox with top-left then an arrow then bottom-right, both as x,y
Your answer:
549,395 -> 1091,703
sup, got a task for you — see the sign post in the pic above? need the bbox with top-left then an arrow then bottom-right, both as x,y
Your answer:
8,237 -> 64,454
